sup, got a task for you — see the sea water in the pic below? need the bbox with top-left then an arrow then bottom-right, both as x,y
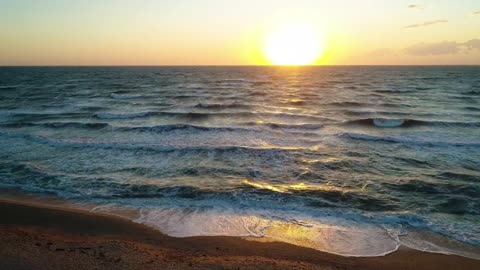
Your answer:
0,66 -> 479,258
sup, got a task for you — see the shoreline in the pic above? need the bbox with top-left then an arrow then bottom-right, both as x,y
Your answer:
1,199 -> 480,269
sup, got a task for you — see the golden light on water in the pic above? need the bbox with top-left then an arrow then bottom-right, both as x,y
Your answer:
242,179 -> 350,194
243,179 -> 285,193
263,23 -> 324,65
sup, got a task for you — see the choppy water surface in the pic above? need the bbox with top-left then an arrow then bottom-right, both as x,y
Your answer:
1,66 -> 479,258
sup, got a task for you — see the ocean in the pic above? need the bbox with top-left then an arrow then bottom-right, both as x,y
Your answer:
0,66 -> 479,258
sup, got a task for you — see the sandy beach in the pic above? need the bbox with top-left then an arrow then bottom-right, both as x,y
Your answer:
0,199 -> 478,270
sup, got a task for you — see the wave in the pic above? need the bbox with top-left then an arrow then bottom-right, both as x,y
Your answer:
435,171 -> 480,183
133,206 -> 480,259
0,131 -> 296,154
342,132 -> 480,147
114,124 -> 255,133
193,103 -> 251,110
342,110 -> 417,118
2,165 -> 478,259
345,118 -> 422,128
110,93 -> 143,99
0,160 -> 425,214
2,112 -> 91,121
0,121 -> 109,130
94,112 -> 158,119
94,110 -> 327,122
386,180 -> 479,215
94,111 -> 234,120
283,100 -> 306,106
374,89 -> 415,94
464,106 -> 480,112
386,179 -> 480,198
116,166 -> 245,179
160,112 -> 220,120
0,122 -> 266,133
251,81 -> 271,86
463,90 -> 480,95
329,101 -> 364,107
344,118 -> 480,128
76,105 -> 106,112
0,85 -> 19,90
0,160 -> 391,212
29,190 -> 480,259
435,197 -> 475,215
1,158 -> 480,259
243,122 -> 323,130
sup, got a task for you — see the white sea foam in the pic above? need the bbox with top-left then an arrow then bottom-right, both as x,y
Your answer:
129,206 -> 480,259
134,207 -> 400,257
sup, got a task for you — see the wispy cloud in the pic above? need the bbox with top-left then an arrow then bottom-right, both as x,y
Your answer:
369,39 -> 480,57
404,39 -> 480,56
405,41 -> 459,55
474,11 -> 480,15
408,4 -> 425,10
405,20 -> 448,28
463,39 -> 480,50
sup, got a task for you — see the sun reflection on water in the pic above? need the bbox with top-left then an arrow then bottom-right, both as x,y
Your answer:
242,179 -> 351,194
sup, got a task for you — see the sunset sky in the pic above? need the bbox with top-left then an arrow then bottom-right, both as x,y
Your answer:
1,0 -> 479,65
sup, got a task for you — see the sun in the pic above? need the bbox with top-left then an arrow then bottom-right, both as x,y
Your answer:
264,23 -> 324,66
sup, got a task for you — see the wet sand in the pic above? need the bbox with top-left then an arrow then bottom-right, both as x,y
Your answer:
1,199 -> 479,270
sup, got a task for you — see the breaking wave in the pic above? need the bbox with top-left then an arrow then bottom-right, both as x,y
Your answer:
344,118 -> 480,128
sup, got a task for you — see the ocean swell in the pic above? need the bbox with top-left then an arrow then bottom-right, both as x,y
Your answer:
344,118 -> 480,128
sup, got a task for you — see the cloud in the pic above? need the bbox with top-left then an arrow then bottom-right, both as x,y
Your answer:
463,39 -> 480,50
370,39 -> 480,57
408,4 -> 425,10
405,20 -> 448,28
474,11 -> 480,15
404,41 -> 459,55
404,39 -> 480,56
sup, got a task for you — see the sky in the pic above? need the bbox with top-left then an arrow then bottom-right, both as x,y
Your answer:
1,0 -> 479,65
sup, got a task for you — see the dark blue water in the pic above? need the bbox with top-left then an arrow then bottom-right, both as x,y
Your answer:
0,66 -> 479,257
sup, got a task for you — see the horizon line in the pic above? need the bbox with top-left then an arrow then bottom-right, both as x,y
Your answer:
1,64 -> 480,67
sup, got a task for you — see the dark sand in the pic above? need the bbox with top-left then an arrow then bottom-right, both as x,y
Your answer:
1,200 -> 479,270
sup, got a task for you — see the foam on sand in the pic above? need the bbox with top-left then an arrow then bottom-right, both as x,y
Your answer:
133,207 -> 400,257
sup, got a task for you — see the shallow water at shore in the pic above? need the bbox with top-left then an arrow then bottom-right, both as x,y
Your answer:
0,66 -> 479,258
